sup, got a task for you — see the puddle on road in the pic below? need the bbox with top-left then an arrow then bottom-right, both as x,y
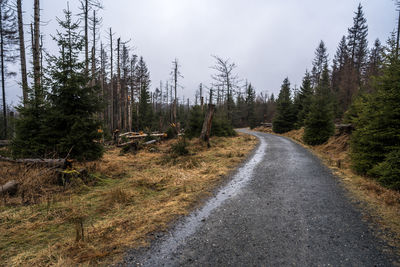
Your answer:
139,131 -> 267,265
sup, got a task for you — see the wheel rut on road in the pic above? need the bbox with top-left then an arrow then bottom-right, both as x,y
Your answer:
122,129 -> 399,266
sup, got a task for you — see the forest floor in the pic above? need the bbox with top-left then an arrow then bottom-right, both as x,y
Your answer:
0,133 -> 257,266
254,126 -> 400,253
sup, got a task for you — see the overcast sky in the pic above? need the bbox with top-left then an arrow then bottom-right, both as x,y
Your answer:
5,0 -> 398,105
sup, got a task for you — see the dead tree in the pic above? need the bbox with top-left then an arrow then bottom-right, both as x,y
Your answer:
211,55 -> 240,120
0,0 -> 17,138
79,0 -> 102,78
200,89 -> 215,144
33,0 -> 40,93
108,28 -> 114,130
117,37 -> 121,130
200,104 -> 215,143
171,59 -> 183,126
16,0 -> 28,105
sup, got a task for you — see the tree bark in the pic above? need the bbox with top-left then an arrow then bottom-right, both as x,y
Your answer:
117,38 -> 121,130
109,28 -> 114,130
200,104 -> 215,143
17,0 -> 28,105
91,10 -> 96,86
33,0 -> 40,95
84,0 -> 89,77
0,9 -> 7,138
0,156 -> 68,168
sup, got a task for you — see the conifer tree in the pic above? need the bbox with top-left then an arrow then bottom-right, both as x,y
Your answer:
272,78 -> 295,133
135,56 -> 152,130
295,71 -> 313,127
350,39 -> 400,190
44,6 -> 103,160
303,64 -> 334,145
245,83 -> 256,128
311,41 -> 328,87
347,3 -> 368,81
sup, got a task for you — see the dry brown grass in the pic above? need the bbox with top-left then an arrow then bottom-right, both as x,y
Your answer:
0,133 -> 257,266
274,128 -> 400,252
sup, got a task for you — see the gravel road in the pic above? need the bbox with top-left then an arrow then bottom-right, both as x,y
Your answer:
122,129 -> 399,266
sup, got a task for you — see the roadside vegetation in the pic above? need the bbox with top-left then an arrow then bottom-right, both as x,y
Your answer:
270,4 -> 400,191
0,134 -> 257,266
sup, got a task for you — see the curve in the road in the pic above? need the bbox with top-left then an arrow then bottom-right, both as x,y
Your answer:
122,129 -> 399,267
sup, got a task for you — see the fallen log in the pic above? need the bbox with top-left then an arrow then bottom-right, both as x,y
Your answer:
117,139 -> 158,147
144,140 -> 157,145
0,180 -> 18,196
0,156 -> 68,168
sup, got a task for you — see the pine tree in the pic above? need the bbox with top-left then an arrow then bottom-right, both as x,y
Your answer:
347,3 -> 368,82
135,56 -> 152,130
45,6 -> 103,160
303,64 -> 334,145
245,83 -> 256,128
350,39 -> 400,190
364,39 -> 384,93
272,78 -> 295,133
295,71 -> 313,127
311,40 -> 328,87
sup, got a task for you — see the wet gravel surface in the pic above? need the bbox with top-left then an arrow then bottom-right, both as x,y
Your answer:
121,130 -> 399,266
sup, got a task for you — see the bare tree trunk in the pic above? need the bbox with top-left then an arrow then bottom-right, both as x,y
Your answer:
84,0 -> 89,77
397,8 -> 400,58
109,28 -> 114,131
117,38 -> 121,130
91,10 -> 96,86
33,0 -> 40,95
17,0 -> 28,105
200,104 -> 215,143
0,10 -> 6,138
173,60 -> 178,125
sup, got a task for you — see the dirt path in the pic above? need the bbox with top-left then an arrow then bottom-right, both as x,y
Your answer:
122,129 -> 399,266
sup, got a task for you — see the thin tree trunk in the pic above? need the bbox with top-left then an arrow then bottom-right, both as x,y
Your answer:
17,0 -> 28,105
0,10 -> 7,138
117,38 -> 121,130
91,10 -> 96,86
109,28 -> 114,131
84,0 -> 89,77
397,8 -> 400,58
33,0 -> 40,96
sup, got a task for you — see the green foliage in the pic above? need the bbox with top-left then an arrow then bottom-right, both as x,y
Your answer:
368,149 -> 400,190
211,114 -> 237,137
171,137 -> 189,156
303,65 -> 335,145
136,57 -> 153,130
166,125 -> 178,139
350,53 -> 400,190
12,7 -> 103,160
295,71 -> 313,128
186,105 -> 204,138
273,78 -> 296,133
245,83 -> 257,129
